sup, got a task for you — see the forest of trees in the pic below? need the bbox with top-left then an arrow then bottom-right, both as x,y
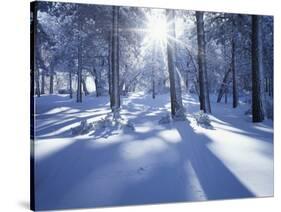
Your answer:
31,2 -> 273,123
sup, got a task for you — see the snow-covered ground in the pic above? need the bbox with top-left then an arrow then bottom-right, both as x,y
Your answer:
34,93 -> 273,210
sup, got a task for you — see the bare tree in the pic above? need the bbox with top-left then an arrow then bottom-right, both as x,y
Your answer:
110,6 -> 121,113
251,15 -> 265,122
69,70 -> 73,98
166,9 -> 185,119
32,5 -> 40,97
217,68 -> 231,103
76,5 -> 83,103
231,17 -> 238,108
196,11 -> 211,113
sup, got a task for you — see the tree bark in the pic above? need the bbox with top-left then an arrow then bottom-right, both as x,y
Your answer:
217,68 -> 231,103
32,5 -> 40,97
152,59 -> 156,99
225,86 -> 228,104
265,77 -> 268,93
76,6 -> 83,103
107,32 -> 112,98
196,11 -> 211,113
166,9 -> 184,119
152,79 -> 156,99
110,6 -> 121,112
231,39 -> 238,108
35,69 -> 40,97
251,15 -> 265,122
82,78 -> 89,96
91,68 -> 103,97
69,71 -> 73,98
40,71 -> 45,94
268,77 -> 272,97
49,69 -> 54,94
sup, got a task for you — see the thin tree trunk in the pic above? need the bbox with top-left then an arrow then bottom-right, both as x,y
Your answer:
185,78 -> 188,92
196,11 -> 211,113
76,6 -> 83,103
152,56 -> 156,99
108,32 -> 112,97
204,64 -> 211,113
32,4 -> 40,98
265,77 -> 268,93
110,6 -> 121,113
231,39 -> 238,108
166,9 -> 184,119
152,79 -> 155,99
225,86 -> 228,104
41,71 -> 45,94
251,15 -> 265,122
49,70 -> 54,94
268,77 -> 272,97
82,78 -> 89,96
91,68 -> 103,97
69,71 -> 72,98
35,69 -> 40,97
217,68 -> 231,103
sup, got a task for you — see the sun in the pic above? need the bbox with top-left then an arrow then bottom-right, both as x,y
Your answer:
146,13 -> 167,44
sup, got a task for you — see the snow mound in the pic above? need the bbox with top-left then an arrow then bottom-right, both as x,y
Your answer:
71,109 -> 135,137
71,120 -> 93,136
95,114 -> 135,132
193,110 -> 213,129
90,110 -> 135,138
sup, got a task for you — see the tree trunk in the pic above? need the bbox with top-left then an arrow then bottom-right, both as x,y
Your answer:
204,65 -> 211,113
231,39 -> 238,108
49,70 -> 54,94
217,68 -> 231,103
152,62 -> 156,99
110,6 -> 121,113
268,77 -> 272,97
40,71 -> 45,94
91,68 -> 103,97
185,78 -> 188,92
32,5 -> 40,98
265,77 -> 268,93
69,71 -> 73,98
224,86 -> 228,104
76,6 -> 83,103
196,11 -> 211,113
152,79 -> 156,99
35,69 -> 40,97
82,78 -> 89,96
166,9 -> 184,119
251,15 -> 265,122
108,32 -> 112,97
225,86 -> 228,104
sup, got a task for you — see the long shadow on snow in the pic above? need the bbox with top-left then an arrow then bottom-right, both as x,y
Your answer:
35,139 -> 124,210
211,106 -> 273,144
36,112 -> 108,139
35,94 -> 109,115
35,122 -> 255,211
34,125 -> 180,210
174,121 -> 255,200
